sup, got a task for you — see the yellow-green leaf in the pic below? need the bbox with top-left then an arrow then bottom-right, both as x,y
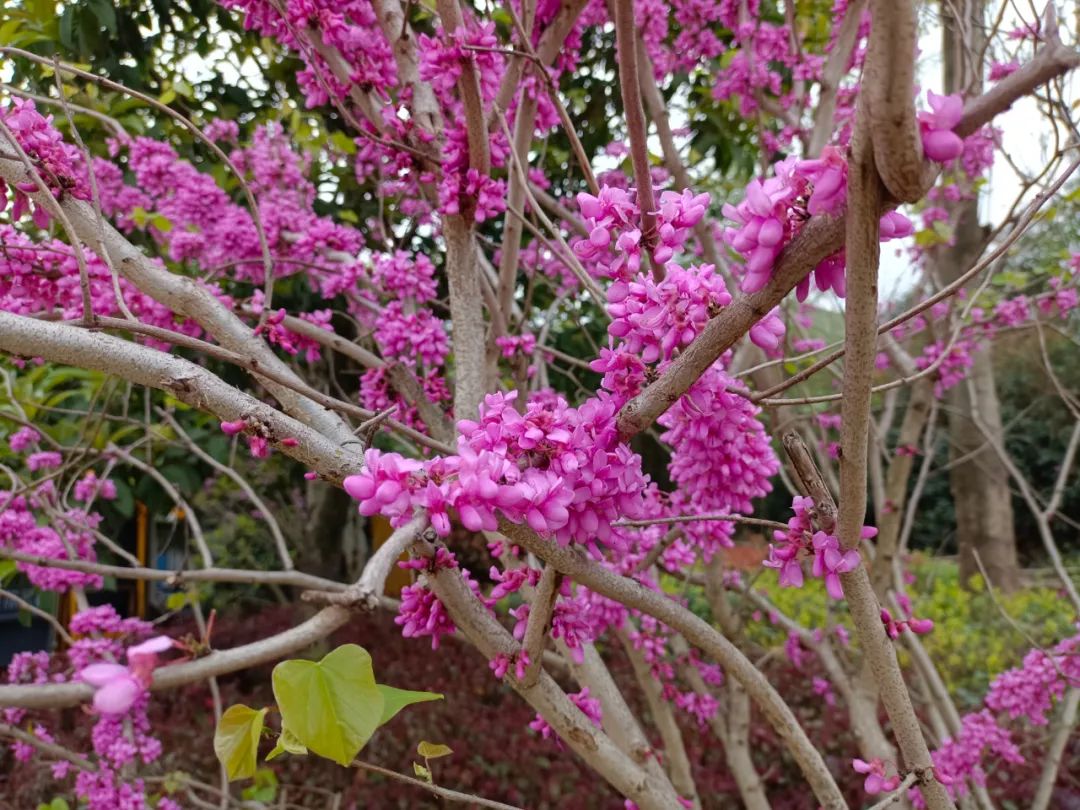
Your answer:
265,725 -> 308,761
417,741 -> 452,760
377,684 -> 442,726
214,704 -> 267,781
271,644 -> 383,767
412,762 -> 432,782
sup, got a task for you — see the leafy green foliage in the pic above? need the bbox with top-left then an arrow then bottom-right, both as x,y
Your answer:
909,557 -> 1077,705
240,769 -> 278,803
730,556 -> 1077,707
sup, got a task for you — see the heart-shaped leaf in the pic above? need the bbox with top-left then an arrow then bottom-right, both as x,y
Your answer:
214,704 -> 267,780
272,644 -> 383,766
377,684 -> 443,727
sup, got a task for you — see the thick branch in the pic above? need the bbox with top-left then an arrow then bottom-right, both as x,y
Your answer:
617,628 -> 700,807
520,565 -> 560,687
443,216 -> 487,421
1031,687 -> 1080,810
807,0 -> 867,157
0,312 -> 359,481
865,0 -> 923,202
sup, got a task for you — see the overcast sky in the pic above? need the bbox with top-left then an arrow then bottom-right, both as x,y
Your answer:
878,4 -> 1079,301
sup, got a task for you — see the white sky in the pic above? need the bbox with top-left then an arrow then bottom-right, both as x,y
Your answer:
878,6 -> 1079,301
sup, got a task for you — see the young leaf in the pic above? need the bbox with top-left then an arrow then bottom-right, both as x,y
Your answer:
241,768 -> 278,803
377,684 -> 443,726
412,762 -> 432,782
271,644 -> 384,766
214,704 -> 267,781
265,725 -> 308,761
417,741 -> 453,760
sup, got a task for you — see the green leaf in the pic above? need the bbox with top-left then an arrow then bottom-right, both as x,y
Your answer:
329,130 -> 357,155
150,214 -> 173,233
0,560 -> 16,585
161,770 -> 189,794
131,206 -> 150,227
412,762 -> 432,782
214,704 -> 267,781
272,644 -> 384,766
165,591 -> 194,611
377,684 -> 442,727
265,725 -> 307,761
241,768 -> 278,802
0,19 -> 22,45
417,741 -> 452,759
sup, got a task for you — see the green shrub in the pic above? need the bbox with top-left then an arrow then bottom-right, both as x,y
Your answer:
674,556 -> 1077,710
906,555 -> 1076,707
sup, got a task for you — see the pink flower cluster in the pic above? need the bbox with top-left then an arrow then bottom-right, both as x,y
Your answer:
985,628 -> 1080,725
658,367 -> 779,559
722,149 -> 913,297
764,496 -> 875,599
395,548 -> 483,650
606,262 -> 733,364
74,471 -> 118,503
0,99 -> 90,227
344,390 -> 650,556
572,187 -> 710,296
0,490 -> 103,592
578,185 -> 787,402
923,710 -> 1024,805
495,332 -> 537,360
879,606 -> 934,638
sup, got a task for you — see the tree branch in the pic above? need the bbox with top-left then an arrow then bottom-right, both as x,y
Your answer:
613,0 -> 659,278
865,0 -> 923,202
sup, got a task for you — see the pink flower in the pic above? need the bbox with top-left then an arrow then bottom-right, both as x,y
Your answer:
8,426 -> 40,452
853,758 -> 901,795
78,636 -> 172,716
26,451 -> 62,471
920,91 -> 965,162
220,419 -> 244,435
811,532 -> 861,599
749,308 -> 786,352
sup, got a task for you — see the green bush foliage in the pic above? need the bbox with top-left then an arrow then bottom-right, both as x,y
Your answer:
690,556 -> 1077,710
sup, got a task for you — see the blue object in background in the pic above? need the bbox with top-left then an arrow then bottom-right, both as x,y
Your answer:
0,588 -> 55,667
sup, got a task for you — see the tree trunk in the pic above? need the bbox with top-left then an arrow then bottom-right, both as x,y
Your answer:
936,0 -> 1020,591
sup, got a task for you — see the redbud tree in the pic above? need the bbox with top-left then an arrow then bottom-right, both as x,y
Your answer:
0,0 -> 1078,808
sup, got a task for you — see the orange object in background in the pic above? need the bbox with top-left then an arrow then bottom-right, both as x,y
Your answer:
135,501 -> 148,618
370,514 -> 410,597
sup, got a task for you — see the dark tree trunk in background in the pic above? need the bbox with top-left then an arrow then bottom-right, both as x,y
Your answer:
300,481 -> 357,580
935,0 -> 1019,591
